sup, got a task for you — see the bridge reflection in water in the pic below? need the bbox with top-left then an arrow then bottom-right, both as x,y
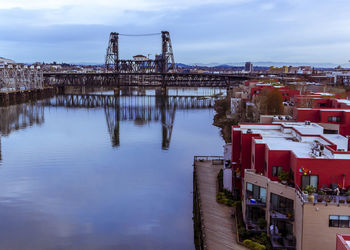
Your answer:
0,102 -> 45,162
0,93 -> 217,162
45,94 -> 216,149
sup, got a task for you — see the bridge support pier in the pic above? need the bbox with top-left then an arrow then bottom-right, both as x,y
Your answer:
156,86 -> 168,97
114,87 -> 120,96
161,86 -> 167,96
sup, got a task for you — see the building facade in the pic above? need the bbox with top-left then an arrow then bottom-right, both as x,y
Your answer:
232,122 -> 350,249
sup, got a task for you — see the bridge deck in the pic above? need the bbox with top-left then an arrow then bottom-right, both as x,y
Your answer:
194,160 -> 246,250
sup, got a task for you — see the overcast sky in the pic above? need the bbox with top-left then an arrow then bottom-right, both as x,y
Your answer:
1,0 -> 350,65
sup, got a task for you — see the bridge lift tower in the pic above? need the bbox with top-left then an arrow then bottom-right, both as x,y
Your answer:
105,31 -> 175,73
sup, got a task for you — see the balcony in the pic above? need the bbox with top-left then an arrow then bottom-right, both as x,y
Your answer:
246,198 -> 266,207
270,209 -> 294,222
295,184 -> 350,205
245,206 -> 266,232
270,233 -> 296,250
246,220 -> 267,232
303,193 -> 350,205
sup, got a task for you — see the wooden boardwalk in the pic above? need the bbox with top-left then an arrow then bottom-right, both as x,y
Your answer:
194,159 -> 246,250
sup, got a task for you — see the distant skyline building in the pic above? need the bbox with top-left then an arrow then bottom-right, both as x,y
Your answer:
245,62 -> 253,72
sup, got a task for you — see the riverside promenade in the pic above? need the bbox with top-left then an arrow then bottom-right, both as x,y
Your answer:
193,157 -> 246,250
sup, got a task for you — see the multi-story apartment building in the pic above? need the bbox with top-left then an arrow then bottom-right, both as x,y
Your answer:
232,122 -> 350,250
250,84 -> 299,102
294,96 -> 350,136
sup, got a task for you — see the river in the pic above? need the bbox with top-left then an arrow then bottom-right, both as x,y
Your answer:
0,88 -> 224,249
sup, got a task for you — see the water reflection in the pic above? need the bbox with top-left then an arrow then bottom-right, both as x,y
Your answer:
0,103 -> 45,162
45,94 -> 215,149
0,90 -> 223,249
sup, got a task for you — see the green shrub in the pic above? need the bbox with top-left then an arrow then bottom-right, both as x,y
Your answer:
239,227 -> 249,240
217,169 -> 223,192
216,189 -> 237,207
233,200 -> 242,207
257,218 -> 267,229
243,239 -> 266,250
243,239 -> 254,248
305,185 -> 316,194
255,232 -> 269,245
277,170 -> 289,182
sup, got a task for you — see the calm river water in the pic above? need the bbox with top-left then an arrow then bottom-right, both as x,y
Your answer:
0,89 -> 224,250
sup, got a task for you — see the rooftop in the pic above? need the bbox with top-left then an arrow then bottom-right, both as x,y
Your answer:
235,122 -> 350,159
336,99 -> 350,106
297,108 -> 350,112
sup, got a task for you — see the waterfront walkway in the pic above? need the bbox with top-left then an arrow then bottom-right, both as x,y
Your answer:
194,159 -> 246,250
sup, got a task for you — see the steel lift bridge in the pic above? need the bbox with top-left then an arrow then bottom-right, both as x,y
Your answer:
44,31 -> 248,87
105,31 -> 175,74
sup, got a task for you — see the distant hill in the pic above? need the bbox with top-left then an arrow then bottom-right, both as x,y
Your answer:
189,61 -> 350,69
29,61 -> 350,70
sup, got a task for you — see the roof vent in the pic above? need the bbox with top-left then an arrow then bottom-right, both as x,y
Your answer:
305,121 -> 311,125
247,129 -> 253,134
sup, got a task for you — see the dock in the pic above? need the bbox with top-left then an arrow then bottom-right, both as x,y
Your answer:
193,156 -> 246,250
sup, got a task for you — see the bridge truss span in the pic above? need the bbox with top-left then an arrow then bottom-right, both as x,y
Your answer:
43,72 -> 248,88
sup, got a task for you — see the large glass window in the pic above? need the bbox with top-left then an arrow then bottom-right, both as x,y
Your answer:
270,219 -> 293,237
329,216 -> 350,228
272,166 -> 283,177
260,188 -> 267,203
270,193 -> 294,215
301,175 -> 318,188
328,116 -> 341,122
246,182 -> 266,204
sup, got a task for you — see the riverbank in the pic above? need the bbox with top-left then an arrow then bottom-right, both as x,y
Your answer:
213,98 -> 237,143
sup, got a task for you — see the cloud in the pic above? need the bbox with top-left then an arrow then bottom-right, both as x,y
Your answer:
260,3 -> 275,11
1,0 -> 350,64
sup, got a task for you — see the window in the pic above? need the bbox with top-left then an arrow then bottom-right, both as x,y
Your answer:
260,188 -> 267,203
247,183 -> 253,192
289,170 -> 295,185
301,175 -> 318,189
272,166 -> 283,177
329,216 -> 350,228
328,116 -> 341,122
246,182 -> 266,203
270,193 -> 294,215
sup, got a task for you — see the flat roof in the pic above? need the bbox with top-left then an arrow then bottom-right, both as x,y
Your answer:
337,99 -> 350,105
297,108 -> 350,112
236,122 -> 349,159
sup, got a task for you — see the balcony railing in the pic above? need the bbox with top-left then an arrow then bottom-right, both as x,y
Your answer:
270,208 -> 294,221
270,233 -> 296,250
246,198 -> 266,207
304,193 -> 350,205
245,220 -> 266,232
